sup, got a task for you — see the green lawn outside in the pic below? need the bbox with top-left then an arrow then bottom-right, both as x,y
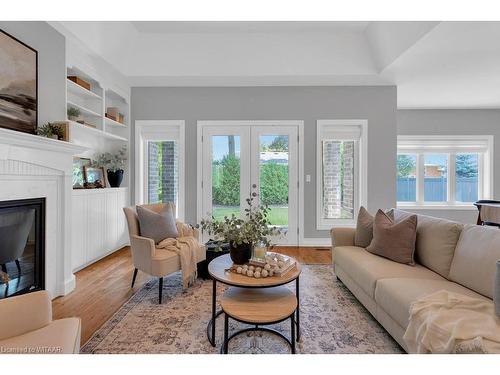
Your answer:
212,206 -> 288,226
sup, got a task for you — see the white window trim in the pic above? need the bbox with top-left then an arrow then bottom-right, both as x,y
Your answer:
316,120 -> 368,230
135,120 -> 185,220
397,135 -> 494,210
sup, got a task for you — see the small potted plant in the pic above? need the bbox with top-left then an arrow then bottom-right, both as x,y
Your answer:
93,145 -> 127,187
200,188 -> 281,264
67,107 -> 81,121
36,122 -> 65,140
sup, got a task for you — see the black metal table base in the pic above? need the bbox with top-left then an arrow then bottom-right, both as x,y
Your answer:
207,277 -> 301,348
221,313 -> 296,354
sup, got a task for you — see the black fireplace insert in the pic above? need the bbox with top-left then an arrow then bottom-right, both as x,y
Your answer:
0,198 -> 45,299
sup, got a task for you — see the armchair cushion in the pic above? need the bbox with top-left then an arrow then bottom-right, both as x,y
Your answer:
0,290 -> 52,340
136,204 -> 178,244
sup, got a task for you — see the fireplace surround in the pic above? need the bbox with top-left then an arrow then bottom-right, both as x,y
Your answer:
0,127 -> 86,298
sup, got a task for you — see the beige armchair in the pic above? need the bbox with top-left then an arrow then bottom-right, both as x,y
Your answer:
0,291 -> 81,354
123,203 -> 206,304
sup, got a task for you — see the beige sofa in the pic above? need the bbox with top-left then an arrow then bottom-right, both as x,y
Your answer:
0,291 -> 81,354
331,209 -> 500,352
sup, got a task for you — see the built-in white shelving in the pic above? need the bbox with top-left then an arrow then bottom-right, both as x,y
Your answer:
67,100 -> 102,118
66,78 -> 102,100
68,120 -> 128,142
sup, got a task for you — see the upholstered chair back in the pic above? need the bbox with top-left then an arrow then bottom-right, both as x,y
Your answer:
123,202 -> 176,238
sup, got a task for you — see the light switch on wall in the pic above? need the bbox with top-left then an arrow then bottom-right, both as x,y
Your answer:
305,174 -> 311,183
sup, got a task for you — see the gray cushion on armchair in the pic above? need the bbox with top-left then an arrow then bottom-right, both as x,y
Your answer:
136,204 -> 178,244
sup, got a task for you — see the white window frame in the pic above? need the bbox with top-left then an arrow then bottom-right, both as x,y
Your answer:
397,135 -> 494,210
316,120 -> 368,230
135,120 -> 185,220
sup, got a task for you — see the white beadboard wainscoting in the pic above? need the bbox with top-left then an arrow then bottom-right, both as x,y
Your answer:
71,188 -> 129,272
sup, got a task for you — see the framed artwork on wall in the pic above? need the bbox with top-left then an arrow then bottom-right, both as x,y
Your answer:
0,29 -> 38,134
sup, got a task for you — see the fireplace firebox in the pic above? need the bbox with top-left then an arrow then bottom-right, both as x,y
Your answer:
0,198 -> 45,299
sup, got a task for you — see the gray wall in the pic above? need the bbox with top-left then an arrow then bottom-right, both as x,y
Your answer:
0,22 -> 66,126
398,109 -> 500,223
131,86 -> 397,238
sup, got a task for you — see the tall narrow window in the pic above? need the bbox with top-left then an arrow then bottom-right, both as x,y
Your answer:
147,141 -> 178,206
317,120 -> 367,229
397,136 -> 492,207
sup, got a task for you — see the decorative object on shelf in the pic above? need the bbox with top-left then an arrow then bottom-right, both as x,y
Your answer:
200,187 -> 282,265
105,107 -> 120,122
75,120 -> 96,128
83,166 -> 106,188
67,75 -> 91,91
92,145 -> 127,188
228,252 -> 296,278
72,157 -> 91,189
67,106 -> 81,121
0,30 -> 37,134
36,121 -> 69,141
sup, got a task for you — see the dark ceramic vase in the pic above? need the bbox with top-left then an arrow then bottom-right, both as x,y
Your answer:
229,242 -> 252,265
107,169 -> 124,188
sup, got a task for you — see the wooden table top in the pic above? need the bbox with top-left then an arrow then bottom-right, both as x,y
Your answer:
221,287 -> 297,324
208,253 -> 301,287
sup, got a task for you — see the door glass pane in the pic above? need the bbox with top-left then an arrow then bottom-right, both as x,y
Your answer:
147,141 -> 178,209
259,135 -> 289,227
397,154 -> 417,202
424,154 -> 448,202
322,140 -> 355,219
455,153 -> 479,202
212,135 -> 241,220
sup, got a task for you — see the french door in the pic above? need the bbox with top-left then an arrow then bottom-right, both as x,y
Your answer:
200,123 -> 298,245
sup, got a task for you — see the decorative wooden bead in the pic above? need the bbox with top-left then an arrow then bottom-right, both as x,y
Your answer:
269,270 -> 274,277
261,269 -> 268,277
254,271 -> 261,278
264,264 -> 271,271
255,267 -> 262,273
248,265 -> 255,271
241,269 -> 247,276
236,267 -> 242,274
247,270 -> 254,277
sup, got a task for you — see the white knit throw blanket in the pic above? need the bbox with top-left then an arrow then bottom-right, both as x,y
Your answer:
403,290 -> 500,353
156,223 -> 198,289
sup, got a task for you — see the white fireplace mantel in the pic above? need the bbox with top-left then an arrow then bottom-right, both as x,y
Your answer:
0,127 -> 88,298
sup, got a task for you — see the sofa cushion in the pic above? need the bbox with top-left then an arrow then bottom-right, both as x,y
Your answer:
334,246 -> 443,298
375,278 -> 489,329
393,209 -> 463,278
449,225 -> 500,299
0,317 -> 81,354
366,210 -> 417,265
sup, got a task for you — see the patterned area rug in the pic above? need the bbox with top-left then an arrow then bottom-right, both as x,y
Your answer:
82,265 -> 403,354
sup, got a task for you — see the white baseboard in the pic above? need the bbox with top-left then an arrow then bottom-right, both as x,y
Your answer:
299,237 -> 331,247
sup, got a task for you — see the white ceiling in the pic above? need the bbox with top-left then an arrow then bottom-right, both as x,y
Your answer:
51,21 -> 500,108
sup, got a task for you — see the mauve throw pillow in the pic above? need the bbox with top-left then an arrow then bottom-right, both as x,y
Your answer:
354,207 -> 394,248
136,205 -> 178,244
366,209 -> 417,265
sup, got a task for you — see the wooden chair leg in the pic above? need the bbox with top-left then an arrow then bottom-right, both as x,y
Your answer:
131,268 -> 138,288
158,277 -> 163,304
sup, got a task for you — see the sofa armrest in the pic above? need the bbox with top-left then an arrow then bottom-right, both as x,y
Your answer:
0,290 -> 52,340
330,227 -> 356,248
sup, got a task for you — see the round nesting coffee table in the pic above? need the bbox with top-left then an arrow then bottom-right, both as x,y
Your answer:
206,253 -> 302,348
220,287 -> 298,354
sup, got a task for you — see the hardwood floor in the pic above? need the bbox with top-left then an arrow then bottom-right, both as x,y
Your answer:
52,246 -> 332,346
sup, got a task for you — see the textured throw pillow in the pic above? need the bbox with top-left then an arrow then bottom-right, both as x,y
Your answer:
366,209 -> 417,265
355,206 -> 375,247
136,205 -> 178,244
355,207 -> 394,248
